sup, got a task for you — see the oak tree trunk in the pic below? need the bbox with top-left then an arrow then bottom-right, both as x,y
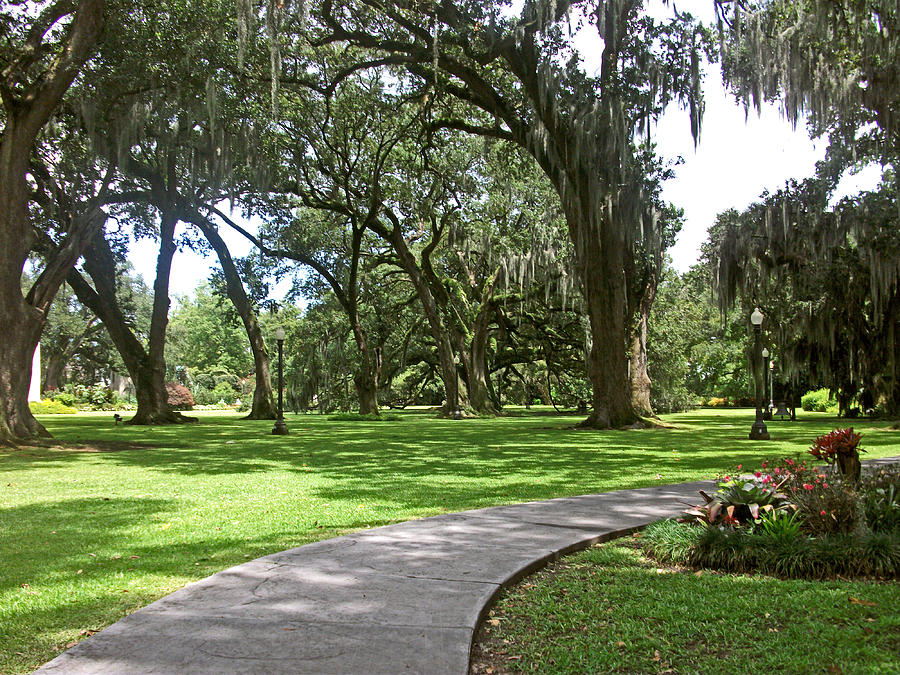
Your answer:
0,0 -> 105,444
571,205 -> 638,429
373,221 -> 460,415
192,217 -> 276,419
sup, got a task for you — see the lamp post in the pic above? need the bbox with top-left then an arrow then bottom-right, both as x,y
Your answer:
769,359 -> 775,410
272,327 -> 289,435
749,308 -> 770,440
761,347 -> 770,416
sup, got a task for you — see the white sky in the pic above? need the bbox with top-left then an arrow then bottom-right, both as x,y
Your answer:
128,4 -> 884,295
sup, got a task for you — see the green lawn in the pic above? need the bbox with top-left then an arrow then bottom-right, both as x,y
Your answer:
1,408 -> 898,673
473,540 -> 900,674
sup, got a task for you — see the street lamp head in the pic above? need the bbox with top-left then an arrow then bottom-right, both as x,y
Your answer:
762,347 -> 769,358
274,327 -> 286,342
750,307 -> 764,326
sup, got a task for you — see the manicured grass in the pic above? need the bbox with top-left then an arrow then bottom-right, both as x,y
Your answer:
1,408 -> 897,673
472,539 -> 900,674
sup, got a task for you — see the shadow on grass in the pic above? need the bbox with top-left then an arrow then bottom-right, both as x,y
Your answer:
15,410 -> 898,517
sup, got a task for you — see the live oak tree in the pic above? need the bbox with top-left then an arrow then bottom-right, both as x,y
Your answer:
307,0 -> 708,427
0,0 -> 106,443
66,0 -> 278,423
712,0 -> 899,415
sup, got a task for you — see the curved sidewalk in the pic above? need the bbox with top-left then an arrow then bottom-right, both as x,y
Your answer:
34,479 -> 722,674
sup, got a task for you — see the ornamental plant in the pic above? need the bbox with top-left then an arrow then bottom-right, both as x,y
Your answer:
809,428 -> 865,483
682,471 -> 791,528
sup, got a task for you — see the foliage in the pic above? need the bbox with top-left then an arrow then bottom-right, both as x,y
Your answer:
644,519 -> 899,579
666,441 -> 900,577
28,399 -> 77,415
809,427 -> 865,467
46,391 -> 77,408
164,382 -> 195,410
861,465 -> 900,534
801,388 -> 837,413
166,285 -> 254,386
682,471 -> 790,528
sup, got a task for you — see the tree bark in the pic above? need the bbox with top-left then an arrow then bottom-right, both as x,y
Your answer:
572,201 -> 638,429
462,299 -> 497,415
70,228 -> 194,425
0,0 -> 106,444
190,215 -> 276,420
350,317 -> 380,415
628,284 -> 655,418
369,218 -> 460,415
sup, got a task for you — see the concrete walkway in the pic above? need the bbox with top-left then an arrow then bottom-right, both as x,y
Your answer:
35,480 -> 716,674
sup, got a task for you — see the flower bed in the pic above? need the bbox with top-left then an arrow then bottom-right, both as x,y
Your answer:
643,429 -> 900,579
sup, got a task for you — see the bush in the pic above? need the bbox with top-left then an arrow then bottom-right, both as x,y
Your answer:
651,388 -> 699,414
862,464 -> 900,534
801,388 -> 837,413
48,391 -> 77,408
809,428 -> 866,483
209,381 -> 238,405
642,519 -> 899,579
166,382 -> 195,410
706,397 -> 728,407
29,398 -> 77,415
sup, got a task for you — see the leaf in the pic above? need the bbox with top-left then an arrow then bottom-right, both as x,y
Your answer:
708,503 -> 722,523
748,503 -> 760,520
653,649 -> 661,662
489,619 -> 500,626
616,641 -> 626,647
849,597 -> 878,607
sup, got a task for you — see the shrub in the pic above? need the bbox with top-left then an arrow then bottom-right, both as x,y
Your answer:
862,464 -> 900,534
801,388 -> 837,412
651,388 -> 699,414
643,519 -> 899,579
165,382 -> 195,410
29,398 -> 77,415
209,381 -> 237,405
809,428 -> 865,483
682,471 -> 791,528
706,396 -> 728,407
48,391 -> 77,408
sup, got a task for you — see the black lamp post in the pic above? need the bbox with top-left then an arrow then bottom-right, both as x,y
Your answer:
749,307 -> 770,440
761,347 -> 770,418
272,327 -> 289,435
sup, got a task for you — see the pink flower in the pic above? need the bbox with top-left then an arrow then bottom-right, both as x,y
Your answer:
820,510 -> 826,516
787,459 -> 795,466
737,464 -> 742,470
803,483 -> 814,490
724,475 -> 731,481
823,483 -> 828,488
775,468 -> 782,475
762,461 -> 768,469
755,471 -> 762,478
762,475 -> 772,484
